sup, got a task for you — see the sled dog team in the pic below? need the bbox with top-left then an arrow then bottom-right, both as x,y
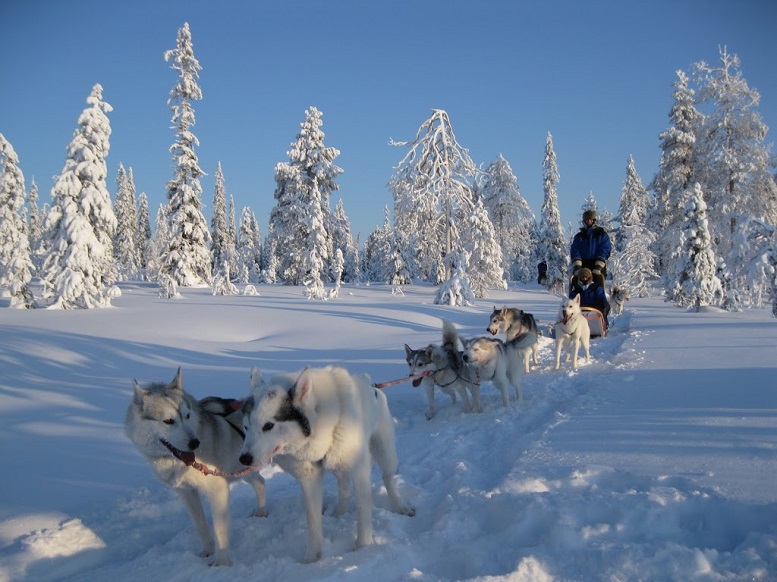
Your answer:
125,297 -> 611,566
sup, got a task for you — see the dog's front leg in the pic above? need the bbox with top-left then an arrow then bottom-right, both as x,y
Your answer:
246,472 -> 268,517
203,479 -> 233,566
554,339 -> 564,370
176,487 -> 215,560
297,464 -> 325,562
351,457 -> 374,548
571,337 -> 580,369
424,378 -> 437,419
333,471 -> 350,516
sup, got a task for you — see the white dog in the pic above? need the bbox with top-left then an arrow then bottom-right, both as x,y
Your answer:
239,366 -> 415,562
461,335 -> 528,406
125,368 -> 267,566
554,295 -> 591,370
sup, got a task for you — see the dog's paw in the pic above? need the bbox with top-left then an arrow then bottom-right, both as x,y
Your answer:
250,507 -> 268,518
209,550 -> 232,567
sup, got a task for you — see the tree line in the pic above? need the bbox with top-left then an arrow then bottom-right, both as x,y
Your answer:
0,23 -> 775,315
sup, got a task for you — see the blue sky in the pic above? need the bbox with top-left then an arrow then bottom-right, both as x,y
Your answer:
1,0 -> 775,240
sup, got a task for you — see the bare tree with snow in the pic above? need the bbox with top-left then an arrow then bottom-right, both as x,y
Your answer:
40,85 -> 117,309
390,109 -> 482,283
159,22 -> 212,288
0,134 -> 35,307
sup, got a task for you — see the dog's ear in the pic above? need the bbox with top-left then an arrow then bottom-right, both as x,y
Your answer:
249,366 -> 264,388
169,367 -> 184,392
404,344 -> 413,357
291,367 -> 314,404
132,379 -> 147,405
573,294 -> 581,305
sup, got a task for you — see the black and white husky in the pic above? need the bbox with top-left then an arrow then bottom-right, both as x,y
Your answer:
239,365 -> 415,563
404,318 -> 480,417
461,333 -> 531,406
486,306 -> 540,373
124,368 -> 267,566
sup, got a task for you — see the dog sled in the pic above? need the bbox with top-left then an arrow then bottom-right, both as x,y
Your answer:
581,307 -> 607,338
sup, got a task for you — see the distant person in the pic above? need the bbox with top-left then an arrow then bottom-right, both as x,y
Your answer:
569,267 -> 610,329
570,209 -> 611,289
537,261 -> 547,285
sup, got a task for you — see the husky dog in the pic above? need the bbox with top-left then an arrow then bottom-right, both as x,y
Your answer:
554,295 -> 591,370
610,285 -> 631,316
404,319 -> 480,417
486,306 -> 540,373
125,368 -> 267,566
461,334 -> 530,406
239,366 -> 415,563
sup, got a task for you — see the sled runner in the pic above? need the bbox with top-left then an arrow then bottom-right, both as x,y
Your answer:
581,307 -> 607,338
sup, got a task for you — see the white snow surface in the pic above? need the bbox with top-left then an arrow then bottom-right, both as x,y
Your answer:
0,282 -> 775,581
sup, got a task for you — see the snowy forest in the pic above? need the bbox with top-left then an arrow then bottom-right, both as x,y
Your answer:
1,23 -> 776,315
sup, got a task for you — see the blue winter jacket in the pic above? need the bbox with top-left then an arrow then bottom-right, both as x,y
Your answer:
569,281 -> 609,315
570,226 -> 611,265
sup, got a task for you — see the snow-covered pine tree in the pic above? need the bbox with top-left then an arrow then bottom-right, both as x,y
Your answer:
481,154 -> 537,282
267,107 -> 342,285
610,156 -> 657,296
113,163 -> 140,279
390,109 -> 482,283
434,251 -> 475,306
40,85 -> 118,309
0,134 -> 35,307
732,216 -> 777,317
672,183 -> 723,311
136,192 -> 152,280
236,206 -> 262,284
537,132 -> 568,294
329,248 -> 344,299
159,22 -> 211,288
458,196 -> 505,297
363,207 -> 393,283
693,48 -> 777,255
649,69 -> 699,285
302,183 -> 328,300
210,162 -> 230,275
27,178 -> 44,272
331,199 -> 358,282
227,194 -> 238,278
389,230 -> 411,292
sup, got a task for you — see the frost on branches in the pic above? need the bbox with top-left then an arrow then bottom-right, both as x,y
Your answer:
40,84 -> 117,309
0,134 -> 35,308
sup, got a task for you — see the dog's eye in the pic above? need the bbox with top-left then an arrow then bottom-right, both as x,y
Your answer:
163,418 -> 174,425
261,422 -> 274,432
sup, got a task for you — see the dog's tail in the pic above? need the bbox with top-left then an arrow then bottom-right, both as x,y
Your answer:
441,318 -> 460,349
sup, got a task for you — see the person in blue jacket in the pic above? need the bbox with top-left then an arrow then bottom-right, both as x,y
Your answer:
569,267 -> 610,329
570,209 -> 611,289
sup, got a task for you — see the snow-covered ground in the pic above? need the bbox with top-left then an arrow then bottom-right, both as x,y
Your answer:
0,282 -> 774,581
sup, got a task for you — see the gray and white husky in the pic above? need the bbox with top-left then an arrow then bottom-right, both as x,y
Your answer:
404,319 -> 480,417
461,334 -> 530,406
125,368 -> 267,567
554,294 -> 591,370
239,365 -> 415,563
610,285 -> 631,316
486,305 -> 540,373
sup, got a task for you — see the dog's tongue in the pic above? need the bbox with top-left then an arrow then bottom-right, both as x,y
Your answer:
180,451 -> 196,466
412,377 -> 423,387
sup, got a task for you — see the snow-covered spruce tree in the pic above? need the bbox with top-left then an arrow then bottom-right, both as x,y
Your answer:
389,230 -> 411,292
40,85 -> 118,309
113,163 -> 140,280
732,217 -> 777,317
458,196 -> 505,297
329,248 -> 344,299
267,107 -> 342,285
537,132 -> 568,294
0,134 -> 35,307
236,206 -> 263,284
434,251 -> 475,306
136,192 -> 152,280
390,109 -> 483,283
227,194 -> 238,278
609,156 -> 657,296
649,69 -> 699,286
481,154 -> 537,282
363,207 -> 393,283
27,178 -> 44,272
210,162 -> 231,276
159,22 -> 211,288
672,183 -> 723,311
331,198 -> 359,282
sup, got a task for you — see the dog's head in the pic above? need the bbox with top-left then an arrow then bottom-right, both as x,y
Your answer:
560,294 -> 582,323
126,367 -> 200,464
462,336 -> 499,366
239,367 -> 313,467
612,286 -> 631,302
486,306 -> 510,335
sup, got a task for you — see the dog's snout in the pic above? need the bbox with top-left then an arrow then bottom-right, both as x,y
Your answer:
188,438 -> 200,451
462,354 -> 469,362
239,453 -> 253,466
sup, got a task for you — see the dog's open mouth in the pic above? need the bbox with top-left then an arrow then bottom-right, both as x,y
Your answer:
412,376 -> 423,387
160,438 -> 196,466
